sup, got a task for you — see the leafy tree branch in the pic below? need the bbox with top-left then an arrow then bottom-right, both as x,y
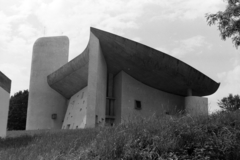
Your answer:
206,0 -> 240,48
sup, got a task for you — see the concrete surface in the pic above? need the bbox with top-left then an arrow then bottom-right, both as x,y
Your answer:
47,46 -> 89,98
56,33 -> 107,129
85,32 -> 107,128
185,96 -> 208,116
0,71 -> 11,93
48,27 -> 219,98
62,86 -> 88,129
26,36 -> 69,130
0,72 -> 11,138
0,88 -> 10,138
114,71 -> 185,124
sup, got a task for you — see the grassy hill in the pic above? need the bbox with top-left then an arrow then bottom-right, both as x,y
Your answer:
1,110 -> 240,160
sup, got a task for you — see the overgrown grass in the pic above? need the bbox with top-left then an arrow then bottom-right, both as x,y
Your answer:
0,129 -> 98,160
86,111 -> 240,160
1,111 -> 240,160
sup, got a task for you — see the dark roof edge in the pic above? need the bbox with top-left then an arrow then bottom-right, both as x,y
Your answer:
0,71 -> 11,93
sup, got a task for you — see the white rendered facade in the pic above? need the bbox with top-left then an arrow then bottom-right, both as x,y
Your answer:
26,28 -> 218,130
0,72 -> 11,138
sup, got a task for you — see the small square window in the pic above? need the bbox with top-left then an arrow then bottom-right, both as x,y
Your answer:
51,114 -> 57,119
135,100 -> 141,110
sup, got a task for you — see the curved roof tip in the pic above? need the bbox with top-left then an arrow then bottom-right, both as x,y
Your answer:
48,27 -> 220,98
90,27 -> 220,96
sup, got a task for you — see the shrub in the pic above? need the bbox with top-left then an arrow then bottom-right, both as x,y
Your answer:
86,111 -> 240,160
2,110 -> 240,160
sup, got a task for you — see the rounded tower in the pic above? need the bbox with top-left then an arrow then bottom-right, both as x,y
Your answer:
26,36 -> 69,130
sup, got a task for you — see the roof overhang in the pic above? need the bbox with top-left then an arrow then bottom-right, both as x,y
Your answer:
0,71 -> 11,93
47,27 -> 220,99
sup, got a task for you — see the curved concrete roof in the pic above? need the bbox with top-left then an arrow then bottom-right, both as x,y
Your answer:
48,27 -> 220,98
0,71 -> 11,93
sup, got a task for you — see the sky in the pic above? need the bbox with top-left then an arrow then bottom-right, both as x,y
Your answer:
0,0 -> 239,113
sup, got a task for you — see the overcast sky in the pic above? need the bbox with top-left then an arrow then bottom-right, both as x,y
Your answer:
0,0 -> 239,112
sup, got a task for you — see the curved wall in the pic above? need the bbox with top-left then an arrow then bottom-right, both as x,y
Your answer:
0,72 -> 11,137
85,32 -> 107,128
26,36 -> 69,130
0,87 -> 10,137
114,71 -> 185,124
185,96 -> 208,116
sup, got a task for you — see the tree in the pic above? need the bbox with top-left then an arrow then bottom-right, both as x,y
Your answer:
218,94 -> 240,111
206,0 -> 240,48
7,90 -> 29,130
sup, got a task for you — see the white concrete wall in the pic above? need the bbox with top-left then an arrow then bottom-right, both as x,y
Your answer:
26,36 -> 69,130
0,87 -> 10,138
86,32 -> 107,128
185,96 -> 208,116
115,71 -> 185,124
62,86 -> 88,129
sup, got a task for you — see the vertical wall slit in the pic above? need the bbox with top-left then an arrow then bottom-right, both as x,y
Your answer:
106,73 -> 115,125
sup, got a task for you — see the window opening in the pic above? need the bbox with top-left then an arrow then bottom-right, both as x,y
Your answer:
95,115 -> 98,125
51,114 -> 57,119
81,92 -> 84,99
135,100 -> 142,110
